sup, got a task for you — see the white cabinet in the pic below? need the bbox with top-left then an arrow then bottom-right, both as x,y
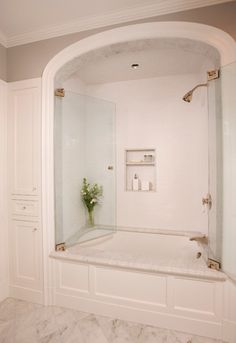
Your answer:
12,198 -> 39,218
8,79 -> 41,196
8,79 -> 43,304
10,220 -> 42,290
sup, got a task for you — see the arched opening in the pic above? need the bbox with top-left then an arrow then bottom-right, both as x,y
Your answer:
42,21 -> 236,304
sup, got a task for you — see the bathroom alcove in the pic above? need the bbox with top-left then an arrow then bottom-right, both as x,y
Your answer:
42,21 -> 236,304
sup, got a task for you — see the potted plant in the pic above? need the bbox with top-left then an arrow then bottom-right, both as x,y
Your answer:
81,178 -> 103,227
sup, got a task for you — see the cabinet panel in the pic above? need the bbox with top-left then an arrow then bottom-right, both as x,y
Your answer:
10,220 -> 42,290
95,267 -> 167,307
8,79 -> 41,196
12,199 -> 39,218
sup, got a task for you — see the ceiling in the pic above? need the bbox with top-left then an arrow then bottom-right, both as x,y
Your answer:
0,0 -> 234,47
57,38 -> 220,85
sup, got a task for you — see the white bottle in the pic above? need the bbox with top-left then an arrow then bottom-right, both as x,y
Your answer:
132,174 -> 139,191
141,180 -> 150,191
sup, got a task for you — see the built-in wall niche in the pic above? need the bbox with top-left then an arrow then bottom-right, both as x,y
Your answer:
125,149 -> 156,192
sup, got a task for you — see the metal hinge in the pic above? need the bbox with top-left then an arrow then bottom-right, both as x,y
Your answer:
207,69 -> 220,81
55,242 -> 66,251
55,88 -> 65,97
208,258 -> 221,271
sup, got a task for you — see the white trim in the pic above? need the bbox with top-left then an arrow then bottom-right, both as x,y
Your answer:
9,285 -> 44,304
0,80 -> 9,301
41,21 -> 236,306
3,0 -> 235,47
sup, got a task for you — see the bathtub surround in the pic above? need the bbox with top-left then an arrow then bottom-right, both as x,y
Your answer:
49,229 -> 226,339
37,21 -> 236,341
0,298 -> 222,343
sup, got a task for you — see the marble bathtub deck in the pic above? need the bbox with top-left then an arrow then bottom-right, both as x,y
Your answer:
0,298 -> 223,343
51,230 -> 226,281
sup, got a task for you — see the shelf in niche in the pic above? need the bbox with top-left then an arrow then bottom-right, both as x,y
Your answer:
126,190 -> 156,193
125,148 -> 156,192
126,162 -> 155,166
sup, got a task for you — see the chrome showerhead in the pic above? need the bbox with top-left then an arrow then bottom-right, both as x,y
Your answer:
182,83 -> 207,103
182,91 -> 193,103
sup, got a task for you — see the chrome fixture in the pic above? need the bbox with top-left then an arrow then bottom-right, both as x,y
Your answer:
207,69 -> 220,81
182,83 -> 207,102
183,69 -> 219,102
202,193 -> 212,210
196,252 -> 202,259
189,234 -> 208,244
55,88 -> 65,97
208,258 -> 221,271
55,242 -> 66,251
131,63 -> 139,69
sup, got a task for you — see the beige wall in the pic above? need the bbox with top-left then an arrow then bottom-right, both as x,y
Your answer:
6,1 -> 236,82
0,44 -> 7,81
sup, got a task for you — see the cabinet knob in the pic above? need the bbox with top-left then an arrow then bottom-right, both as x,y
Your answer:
33,228 -> 37,232
32,187 -> 37,191
22,206 -> 26,210
108,166 -> 114,170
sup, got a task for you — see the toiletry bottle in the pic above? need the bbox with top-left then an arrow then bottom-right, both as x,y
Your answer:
132,174 -> 139,191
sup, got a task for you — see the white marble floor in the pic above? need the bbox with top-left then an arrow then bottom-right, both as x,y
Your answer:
0,298 -> 222,343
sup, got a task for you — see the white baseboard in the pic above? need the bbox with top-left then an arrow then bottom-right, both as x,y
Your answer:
223,320 -> 236,343
54,292 -> 222,340
9,285 -> 44,304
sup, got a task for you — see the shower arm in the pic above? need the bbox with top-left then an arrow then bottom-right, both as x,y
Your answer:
190,83 -> 207,93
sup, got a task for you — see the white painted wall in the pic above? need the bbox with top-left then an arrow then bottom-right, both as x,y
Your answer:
86,74 -> 209,232
0,80 -> 9,301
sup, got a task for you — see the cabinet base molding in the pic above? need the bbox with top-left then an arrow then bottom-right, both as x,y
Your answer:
9,285 -> 43,304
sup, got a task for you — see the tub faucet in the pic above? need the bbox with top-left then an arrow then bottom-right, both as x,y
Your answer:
189,235 -> 208,244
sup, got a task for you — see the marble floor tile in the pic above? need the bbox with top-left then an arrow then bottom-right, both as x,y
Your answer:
0,298 -> 223,343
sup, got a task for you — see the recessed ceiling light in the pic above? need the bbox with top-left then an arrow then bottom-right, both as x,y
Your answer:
131,63 -> 139,69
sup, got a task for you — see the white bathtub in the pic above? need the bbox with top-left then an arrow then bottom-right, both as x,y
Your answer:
50,229 -> 226,340
53,229 -> 224,279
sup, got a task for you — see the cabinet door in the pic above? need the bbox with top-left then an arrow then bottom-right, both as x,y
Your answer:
10,220 -> 42,290
8,79 -> 41,196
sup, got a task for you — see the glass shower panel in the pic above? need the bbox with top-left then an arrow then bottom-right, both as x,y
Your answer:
220,62 -> 236,280
54,91 -> 116,247
207,77 -> 223,263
